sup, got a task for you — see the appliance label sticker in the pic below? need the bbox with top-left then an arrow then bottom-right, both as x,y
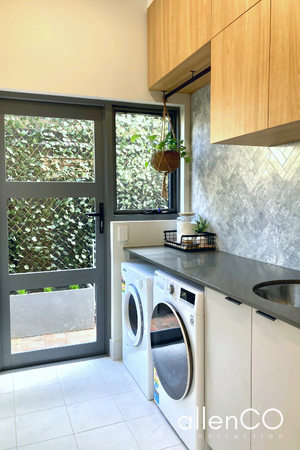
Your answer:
154,389 -> 159,405
121,276 -> 125,293
154,367 -> 159,387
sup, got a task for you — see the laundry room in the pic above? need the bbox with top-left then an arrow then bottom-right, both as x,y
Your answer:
0,0 -> 300,450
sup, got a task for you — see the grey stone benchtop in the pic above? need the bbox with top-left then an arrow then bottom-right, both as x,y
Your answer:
124,246 -> 300,330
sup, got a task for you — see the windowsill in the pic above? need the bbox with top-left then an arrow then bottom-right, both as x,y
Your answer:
112,213 -> 178,221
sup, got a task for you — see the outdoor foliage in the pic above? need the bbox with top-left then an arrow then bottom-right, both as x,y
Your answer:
115,112 -> 169,210
6,112 -> 166,274
5,114 -> 96,274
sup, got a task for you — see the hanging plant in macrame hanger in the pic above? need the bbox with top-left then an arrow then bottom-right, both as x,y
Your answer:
131,97 -> 191,199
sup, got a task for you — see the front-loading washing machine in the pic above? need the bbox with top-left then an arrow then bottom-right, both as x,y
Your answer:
151,270 -> 205,450
121,262 -> 156,400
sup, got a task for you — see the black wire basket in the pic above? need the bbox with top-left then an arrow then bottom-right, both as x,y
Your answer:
164,230 -> 216,252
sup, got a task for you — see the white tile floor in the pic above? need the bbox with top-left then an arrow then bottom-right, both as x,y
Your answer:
0,357 -> 188,450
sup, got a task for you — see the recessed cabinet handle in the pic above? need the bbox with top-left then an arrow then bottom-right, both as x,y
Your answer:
256,311 -> 277,322
225,297 -> 242,306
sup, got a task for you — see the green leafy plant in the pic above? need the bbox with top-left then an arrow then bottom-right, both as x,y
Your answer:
193,215 -> 209,234
131,131 -> 192,168
69,284 -> 80,290
17,289 -> 27,295
43,287 -> 53,292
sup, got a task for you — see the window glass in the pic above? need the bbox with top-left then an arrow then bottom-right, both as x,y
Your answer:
115,112 -> 169,211
5,115 -> 95,182
7,197 -> 95,274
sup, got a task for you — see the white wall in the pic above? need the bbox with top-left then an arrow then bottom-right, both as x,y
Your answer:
0,0 -> 188,105
110,220 -> 176,359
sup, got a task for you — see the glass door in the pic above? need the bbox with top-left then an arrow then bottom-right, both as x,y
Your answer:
0,100 -> 105,369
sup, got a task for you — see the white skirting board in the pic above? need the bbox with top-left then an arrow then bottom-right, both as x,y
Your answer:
109,339 -> 122,361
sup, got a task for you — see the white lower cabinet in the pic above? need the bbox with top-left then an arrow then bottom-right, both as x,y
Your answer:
205,288 -> 252,450
252,310 -> 300,450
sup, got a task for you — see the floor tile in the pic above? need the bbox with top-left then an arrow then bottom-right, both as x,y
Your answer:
113,389 -> 158,420
0,392 -> 14,419
55,360 -> 98,382
102,369 -> 138,395
67,395 -> 124,433
0,416 -> 16,450
16,435 -> 78,450
15,384 -> 64,415
60,375 -> 110,405
75,421 -> 139,450
13,366 -> 58,391
163,445 -> 188,450
93,357 -> 127,375
0,373 -> 13,394
127,413 -> 181,450
16,406 -> 73,447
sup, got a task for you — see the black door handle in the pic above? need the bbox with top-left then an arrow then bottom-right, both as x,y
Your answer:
85,203 -> 104,233
256,311 -> 276,322
225,296 -> 242,306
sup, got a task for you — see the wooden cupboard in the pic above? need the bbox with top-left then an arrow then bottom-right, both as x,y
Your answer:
205,289 -> 251,450
252,310 -> 300,449
269,0 -> 300,128
210,0 -> 270,144
212,0 -> 259,37
147,0 -> 211,94
147,0 -> 174,89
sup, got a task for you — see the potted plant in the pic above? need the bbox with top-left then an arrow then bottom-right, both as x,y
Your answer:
131,131 -> 191,171
131,100 -> 191,199
193,215 -> 209,234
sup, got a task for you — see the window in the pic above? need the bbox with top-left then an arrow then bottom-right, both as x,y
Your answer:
114,108 -> 179,214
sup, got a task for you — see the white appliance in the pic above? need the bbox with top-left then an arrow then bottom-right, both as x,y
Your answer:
151,270 -> 205,450
121,262 -> 156,400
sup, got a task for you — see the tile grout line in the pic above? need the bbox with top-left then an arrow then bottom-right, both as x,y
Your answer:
56,378 -> 80,450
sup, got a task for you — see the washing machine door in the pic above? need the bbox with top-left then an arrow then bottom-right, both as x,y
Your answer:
124,284 -> 144,347
151,302 -> 192,401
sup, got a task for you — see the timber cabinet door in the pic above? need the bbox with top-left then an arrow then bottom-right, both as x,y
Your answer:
147,0 -> 175,89
269,0 -> 300,128
212,0 -> 259,37
173,0 -> 211,69
147,0 -> 211,92
210,0 -> 270,144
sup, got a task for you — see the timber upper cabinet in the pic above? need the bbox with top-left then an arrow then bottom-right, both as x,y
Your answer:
211,0 -> 300,146
210,0 -> 270,144
147,0 -> 211,94
212,0 -> 260,37
269,0 -> 300,129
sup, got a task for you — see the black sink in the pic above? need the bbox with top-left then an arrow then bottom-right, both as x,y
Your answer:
253,280 -> 300,307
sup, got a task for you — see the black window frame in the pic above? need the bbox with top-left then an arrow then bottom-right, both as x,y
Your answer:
112,103 -> 180,219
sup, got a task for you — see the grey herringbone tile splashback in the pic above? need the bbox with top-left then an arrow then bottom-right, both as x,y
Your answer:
190,85 -> 300,271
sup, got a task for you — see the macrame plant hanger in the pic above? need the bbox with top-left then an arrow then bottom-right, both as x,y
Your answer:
152,96 -> 178,199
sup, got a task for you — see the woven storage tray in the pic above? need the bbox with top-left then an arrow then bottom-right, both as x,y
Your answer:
164,230 -> 216,252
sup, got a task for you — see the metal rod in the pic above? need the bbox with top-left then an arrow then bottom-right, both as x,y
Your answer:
164,66 -> 211,101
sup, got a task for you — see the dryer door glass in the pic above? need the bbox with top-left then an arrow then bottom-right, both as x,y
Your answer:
151,302 -> 192,400
124,284 -> 144,347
